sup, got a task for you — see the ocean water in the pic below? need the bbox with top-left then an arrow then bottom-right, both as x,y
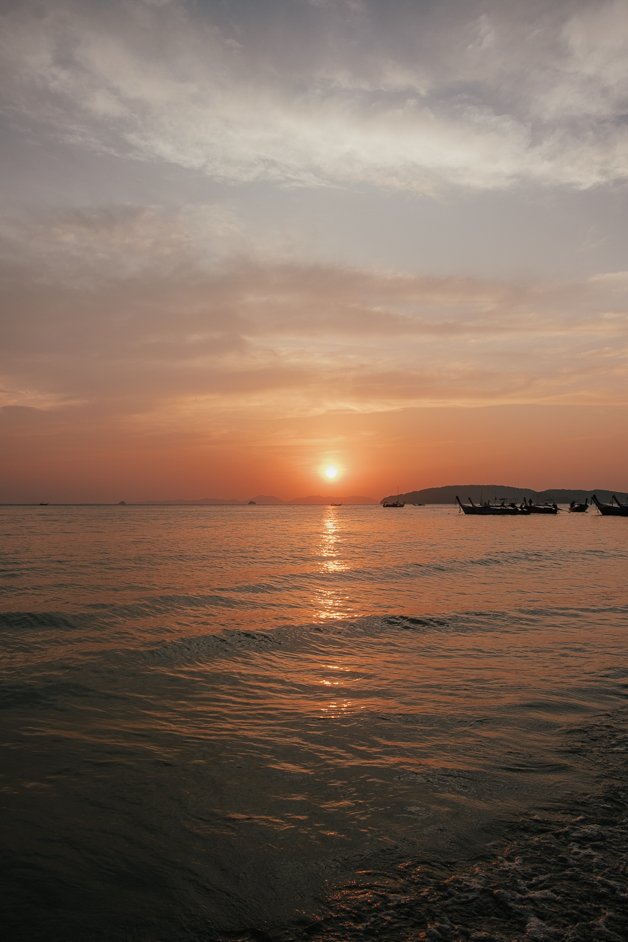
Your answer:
1,503 -> 626,941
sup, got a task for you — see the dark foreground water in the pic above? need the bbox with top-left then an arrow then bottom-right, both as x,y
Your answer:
1,504 -> 626,940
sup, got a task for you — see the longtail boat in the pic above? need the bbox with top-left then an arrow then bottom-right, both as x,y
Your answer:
591,494 -> 628,516
455,496 -> 530,516
568,499 -> 588,513
523,498 -> 558,514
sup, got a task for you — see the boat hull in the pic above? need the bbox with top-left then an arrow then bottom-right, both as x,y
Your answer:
455,496 -> 529,516
591,495 -> 628,516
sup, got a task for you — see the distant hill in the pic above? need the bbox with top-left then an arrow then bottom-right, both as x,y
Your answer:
249,495 -> 285,505
383,485 -> 627,505
287,495 -> 378,505
136,494 -> 378,506
136,497 -> 246,505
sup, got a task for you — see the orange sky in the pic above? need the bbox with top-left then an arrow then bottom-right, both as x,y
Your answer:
1,1 -> 628,502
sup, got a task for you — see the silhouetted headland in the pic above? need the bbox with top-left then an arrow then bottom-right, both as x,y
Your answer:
384,484 -> 625,506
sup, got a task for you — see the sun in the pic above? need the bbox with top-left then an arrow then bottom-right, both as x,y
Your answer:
323,464 -> 340,481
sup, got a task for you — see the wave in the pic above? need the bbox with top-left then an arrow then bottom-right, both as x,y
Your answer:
0,610 -> 89,632
215,707 -> 628,942
3,600 -> 628,659
46,603 -> 628,678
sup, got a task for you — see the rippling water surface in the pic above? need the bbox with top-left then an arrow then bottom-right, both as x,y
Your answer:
1,504 -> 626,940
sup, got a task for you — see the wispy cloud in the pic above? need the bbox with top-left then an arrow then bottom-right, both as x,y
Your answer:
2,0 -> 628,193
2,203 -> 627,424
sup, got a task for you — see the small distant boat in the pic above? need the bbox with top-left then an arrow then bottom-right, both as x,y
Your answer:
38,502 -> 49,506
247,500 -> 257,505
455,496 -> 529,516
523,498 -> 558,515
568,498 -> 588,513
591,494 -> 628,517
330,502 -> 342,507
382,496 -> 405,508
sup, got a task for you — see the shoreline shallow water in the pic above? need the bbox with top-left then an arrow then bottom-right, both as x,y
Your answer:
1,505 -> 626,939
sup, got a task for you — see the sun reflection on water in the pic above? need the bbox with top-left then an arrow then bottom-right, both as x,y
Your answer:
316,661 -> 360,718
320,508 -> 348,574
315,506 -> 351,620
319,698 -> 354,718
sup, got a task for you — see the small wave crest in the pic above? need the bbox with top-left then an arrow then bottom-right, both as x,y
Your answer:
0,610 -> 86,632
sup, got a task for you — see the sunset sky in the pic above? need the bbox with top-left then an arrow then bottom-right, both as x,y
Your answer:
1,0 -> 628,502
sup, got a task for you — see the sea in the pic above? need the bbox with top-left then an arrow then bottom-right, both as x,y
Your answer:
1,503 -> 626,941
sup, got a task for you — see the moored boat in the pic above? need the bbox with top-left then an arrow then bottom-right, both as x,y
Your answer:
568,498 -> 588,513
455,496 -> 530,516
382,496 -> 405,508
523,498 -> 558,514
591,494 -> 628,516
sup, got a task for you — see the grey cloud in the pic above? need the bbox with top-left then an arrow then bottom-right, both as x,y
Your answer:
0,203 -> 249,285
2,0 -> 627,192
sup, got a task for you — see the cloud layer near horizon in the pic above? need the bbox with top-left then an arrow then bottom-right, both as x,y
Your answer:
2,204 -> 627,417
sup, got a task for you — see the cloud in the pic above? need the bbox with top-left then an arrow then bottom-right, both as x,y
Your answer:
2,202 -> 627,424
2,0 -> 628,193
0,203 -> 250,285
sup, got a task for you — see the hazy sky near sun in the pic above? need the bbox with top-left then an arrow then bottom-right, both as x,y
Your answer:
1,0 -> 628,501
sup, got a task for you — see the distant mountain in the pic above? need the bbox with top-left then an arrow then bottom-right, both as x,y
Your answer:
131,497 -> 240,505
136,494 -> 378,506
383,485 -> 626,505
287,495 -> 378,505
